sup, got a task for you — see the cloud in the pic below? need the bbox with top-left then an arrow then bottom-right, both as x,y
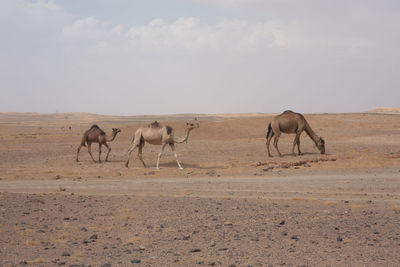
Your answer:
60,16 -> 280,53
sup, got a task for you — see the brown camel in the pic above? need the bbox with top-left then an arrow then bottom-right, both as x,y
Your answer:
76,125 -> 121,163
125,120 -> 199,169
266,110 -> 325,157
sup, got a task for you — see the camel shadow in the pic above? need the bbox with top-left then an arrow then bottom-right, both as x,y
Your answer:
276,151 -> 328,157
158,161 -> 226,170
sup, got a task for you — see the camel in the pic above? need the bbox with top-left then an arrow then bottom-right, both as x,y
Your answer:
125,120 -> 199,170
148,121 -> 161,128
76,125 -> 121,163
266,110 -> 325,157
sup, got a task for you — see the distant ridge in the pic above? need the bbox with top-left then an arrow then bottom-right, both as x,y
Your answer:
367,107 -> 400,114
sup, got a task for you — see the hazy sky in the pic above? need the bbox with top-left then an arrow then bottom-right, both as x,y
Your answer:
1,0 -> 399,115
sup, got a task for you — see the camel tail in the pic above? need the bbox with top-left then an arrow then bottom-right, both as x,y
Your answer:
266,122 -> 272,142
80,131 -> 89,147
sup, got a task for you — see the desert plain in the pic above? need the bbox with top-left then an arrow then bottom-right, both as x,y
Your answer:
0,110 -> 400,266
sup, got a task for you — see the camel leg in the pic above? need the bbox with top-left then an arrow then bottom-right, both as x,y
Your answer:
125,144 -> 138,167
76,145 -> 83,162
292,133 -> 301,156
104,143 -> 111,162
273,134 -> 282,157
170,143 -> 183,170
296,134 -> 302,156
98,144 -> 102,163
156,143 -> 167,170
266,132 -> 274,157
137,143 -> 147,168
87,143 -> 97,163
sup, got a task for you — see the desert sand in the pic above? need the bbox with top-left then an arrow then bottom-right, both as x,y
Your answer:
0,111 -> 400,266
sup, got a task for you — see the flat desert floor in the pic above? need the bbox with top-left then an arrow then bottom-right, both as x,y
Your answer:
0,111 -> 400,266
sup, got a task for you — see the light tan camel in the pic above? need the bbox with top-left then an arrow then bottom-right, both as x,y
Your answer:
266,110 -> 325,157
125,120 -> 199,169
76,125 -> 121,163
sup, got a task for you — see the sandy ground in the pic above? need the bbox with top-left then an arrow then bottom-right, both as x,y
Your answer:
0,111 -> 400,266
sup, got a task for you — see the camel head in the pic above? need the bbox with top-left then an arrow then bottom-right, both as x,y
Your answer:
316,137 -> 325,154
112,128 -> 122,135
184,119 -> 199,131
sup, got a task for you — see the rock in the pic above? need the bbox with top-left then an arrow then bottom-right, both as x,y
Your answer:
291,235 -> 299,241
303,163 -> 311,167
209,241 -> 216,247
337,236 -> 343,242
130,259 -> 141,263
61,251 -> 70,256
89,234 -> 98,240
100,264 -> 111,267
190,248 -> 201,253
81,227 -> 88,232
55,175 -> 61,180
279,220 -> 285,225
206,170 -> 215,176
263,166 -> 274,172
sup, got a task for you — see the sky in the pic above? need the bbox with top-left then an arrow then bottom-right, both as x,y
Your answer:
1,0 -> 399,115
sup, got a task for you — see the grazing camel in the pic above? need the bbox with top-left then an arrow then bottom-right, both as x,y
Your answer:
266,110 -> 325,157
125,120 -> 199,170
76,125 -> 121,163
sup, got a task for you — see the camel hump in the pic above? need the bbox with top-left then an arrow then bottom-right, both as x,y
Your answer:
166,126 -> 173,135
148,121 -> 161,128
90,124 -> 105,134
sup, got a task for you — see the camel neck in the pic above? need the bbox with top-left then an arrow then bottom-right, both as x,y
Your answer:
106,132 -> 117,142
304,122 -> 320,145
175,128 -> 192,144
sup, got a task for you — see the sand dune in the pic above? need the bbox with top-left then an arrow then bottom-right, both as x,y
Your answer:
368,107 -> 400,114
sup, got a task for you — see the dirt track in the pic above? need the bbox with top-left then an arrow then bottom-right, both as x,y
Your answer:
0,112 -> 400,266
